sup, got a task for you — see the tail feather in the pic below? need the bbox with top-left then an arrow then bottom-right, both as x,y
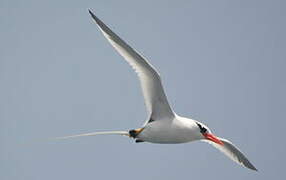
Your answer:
50,131 -> 129,140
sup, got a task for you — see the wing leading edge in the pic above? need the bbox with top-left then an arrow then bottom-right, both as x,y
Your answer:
88,10 -> 175,122
203,138 -> 257,171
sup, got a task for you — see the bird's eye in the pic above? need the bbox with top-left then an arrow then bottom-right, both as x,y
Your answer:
196,122 -> 207,134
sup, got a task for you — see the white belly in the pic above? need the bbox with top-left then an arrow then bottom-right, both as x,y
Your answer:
137,119 -> 200,144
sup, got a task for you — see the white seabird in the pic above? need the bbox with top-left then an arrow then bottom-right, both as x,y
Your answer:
54,10 -> 257,171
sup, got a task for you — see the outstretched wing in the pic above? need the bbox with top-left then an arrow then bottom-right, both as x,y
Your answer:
203,138 -> 257,171
88,10 -> 175,122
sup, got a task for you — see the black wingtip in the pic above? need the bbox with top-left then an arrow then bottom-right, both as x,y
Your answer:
88,9 -> 94,17
252,166 -> 258,172
246,162 -> 258,171
88,9 -> 100,24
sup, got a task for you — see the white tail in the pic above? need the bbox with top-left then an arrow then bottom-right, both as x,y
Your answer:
51,131 -> 129,140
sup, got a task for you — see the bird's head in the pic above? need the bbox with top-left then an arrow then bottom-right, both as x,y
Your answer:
195,121 -> 224,145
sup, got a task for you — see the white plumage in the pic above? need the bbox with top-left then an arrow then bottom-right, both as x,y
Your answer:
53,10 -> 257,171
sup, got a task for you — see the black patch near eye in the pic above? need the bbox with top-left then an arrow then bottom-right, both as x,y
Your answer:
196,122 -> 207,133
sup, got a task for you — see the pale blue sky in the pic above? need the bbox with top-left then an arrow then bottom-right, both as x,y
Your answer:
1,0 -> 285,179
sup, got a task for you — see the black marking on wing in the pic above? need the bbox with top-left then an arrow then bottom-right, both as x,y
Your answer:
147,118 -> 155,124
135,139 -> 145,143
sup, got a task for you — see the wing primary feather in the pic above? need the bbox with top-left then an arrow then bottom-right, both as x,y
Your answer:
203,138 -> 257,171
88,9 -> 175,122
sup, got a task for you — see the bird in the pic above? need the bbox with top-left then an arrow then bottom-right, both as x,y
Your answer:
54,9 -> 257,171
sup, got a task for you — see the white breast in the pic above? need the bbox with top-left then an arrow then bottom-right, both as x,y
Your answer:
137,116 -> 201,144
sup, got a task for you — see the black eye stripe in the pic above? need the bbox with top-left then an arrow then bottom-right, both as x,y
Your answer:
196,122 -> 207,133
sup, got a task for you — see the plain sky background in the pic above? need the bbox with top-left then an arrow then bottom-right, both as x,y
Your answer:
1,0 -> 285,179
